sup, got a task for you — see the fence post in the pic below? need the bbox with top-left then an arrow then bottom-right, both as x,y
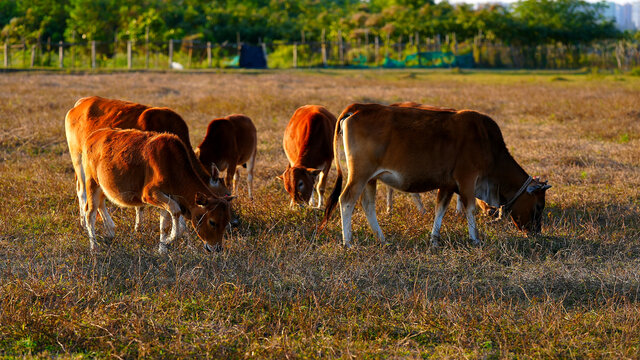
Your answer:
145,25 -> 150,69
374,36 -> 379,66
127,40 -> 132,69
58,41 -> 64,68
91,41 -> 96,69
397,35 -> 402,61
236,32 -> 241,57
338,30 -> 344,65
71,32 -> 76,68
261,42 -> 268,66
385,33 -> 390,60
4,41 -> 9,68
293,42 -> 298,68
321,28 -> 327,67
207,41 -> 212,68
187,42 -> 192,68
168,39 -> 173,68
30,45 -> 36,67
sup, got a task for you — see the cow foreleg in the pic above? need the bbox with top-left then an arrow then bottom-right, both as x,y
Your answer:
314,161 -> 332,208
430,189 -> 453,247
232,167 -> 240,196
411,194 -> 426,215
226,163 -> 237,196
134,207 -> 144,232
362,180 -> 386,244
142,188 -> 182,254
458,186 -> 480,245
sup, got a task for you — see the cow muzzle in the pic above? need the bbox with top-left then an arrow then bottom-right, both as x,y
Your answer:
204,243 -> 223,253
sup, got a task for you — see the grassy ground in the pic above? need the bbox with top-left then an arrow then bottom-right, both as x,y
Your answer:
1,69 -> 639,358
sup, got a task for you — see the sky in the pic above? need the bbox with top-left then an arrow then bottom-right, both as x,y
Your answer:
442,0 -> 630,3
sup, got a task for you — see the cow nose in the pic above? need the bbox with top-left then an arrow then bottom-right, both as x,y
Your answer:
205,243 -> 223,253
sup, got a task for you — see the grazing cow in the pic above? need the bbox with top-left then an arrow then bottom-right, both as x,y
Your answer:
385,101 -> 497,217
279,105 -> 337,208
322,103 -> 550,247
80,128 -> 234,253
195,114 -> 257,199
65,96 -> 228,231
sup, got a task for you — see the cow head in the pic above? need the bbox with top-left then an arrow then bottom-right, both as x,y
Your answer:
509,178 -> 551,234
278,165 -> 322,205
191,192 -> 235,252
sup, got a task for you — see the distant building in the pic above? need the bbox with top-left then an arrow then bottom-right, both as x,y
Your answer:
632,1 -> 640,29
617,3 -> 634,30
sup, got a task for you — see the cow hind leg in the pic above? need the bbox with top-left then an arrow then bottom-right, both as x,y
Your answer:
338,179 -> 366,248
430,189 -> 454,247
75,171 -> 87,227
98,195 -> 115,239
84,179 -> 101,251
314,161 -> 332,209
362,180 -> 386,244
232,167 -> 240,197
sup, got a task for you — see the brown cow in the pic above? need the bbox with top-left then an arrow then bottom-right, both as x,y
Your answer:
386,101 -> 497,216
195,114 -> 257,199
80,128 -> 234,253
279,105 -> 336,208
65,96 -> 228,232
322,103 -> 550,247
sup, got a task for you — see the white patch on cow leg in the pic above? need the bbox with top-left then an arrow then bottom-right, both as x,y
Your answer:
232,168 -> 240,196
362,182 -> 386,244
98,199 -> 115,239
411,194 -> 426,215
178,215 -> 187,238
134,207 -> 143,232
289,199 -> 295,209
339,200 -> 355,248
338,182 -> 365,248
76,168 -> 87,227
158,211 -> 171,254
465,202 -> 480,245
246,150 -> 256,201
147,191 -> 182,254
455,195 -> 464,214
386,186 -> 393,213
430,190 -> 453,247
84,183 -> 101,251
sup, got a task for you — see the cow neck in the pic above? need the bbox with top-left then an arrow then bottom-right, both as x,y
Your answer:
495,154 -> 530,207
175,176 -> 213,219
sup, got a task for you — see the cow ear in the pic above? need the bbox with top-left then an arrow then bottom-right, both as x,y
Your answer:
307,168 -> 322,177
211,163 -> 220,178
195,192 -> 208,206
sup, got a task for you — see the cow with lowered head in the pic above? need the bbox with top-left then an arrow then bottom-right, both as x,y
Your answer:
322,103 -> 550,247
279,105 -> 336,208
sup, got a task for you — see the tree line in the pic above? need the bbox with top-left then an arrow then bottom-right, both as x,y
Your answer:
1,0 -> 634,49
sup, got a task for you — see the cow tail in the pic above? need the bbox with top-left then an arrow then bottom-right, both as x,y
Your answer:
320,111 -> 352,230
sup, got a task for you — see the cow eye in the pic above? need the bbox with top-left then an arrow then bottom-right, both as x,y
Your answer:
297,180 -> 304,190
208,219 -> 217,228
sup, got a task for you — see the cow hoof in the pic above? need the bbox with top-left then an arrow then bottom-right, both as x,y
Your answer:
158,243 -> 169,255
429,235 -> 440,247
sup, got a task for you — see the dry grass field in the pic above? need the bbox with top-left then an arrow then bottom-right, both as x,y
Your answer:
1,69 -> 639,358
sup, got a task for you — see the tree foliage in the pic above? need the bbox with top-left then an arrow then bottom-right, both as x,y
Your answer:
0,0 -> 621,45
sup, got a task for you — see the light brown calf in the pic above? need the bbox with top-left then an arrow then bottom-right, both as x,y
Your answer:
81,128 -> 234,253
279,105 -> 336,208
65,96 -> 228,231
322,103 -> 550,247
195,114 -> 257,199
